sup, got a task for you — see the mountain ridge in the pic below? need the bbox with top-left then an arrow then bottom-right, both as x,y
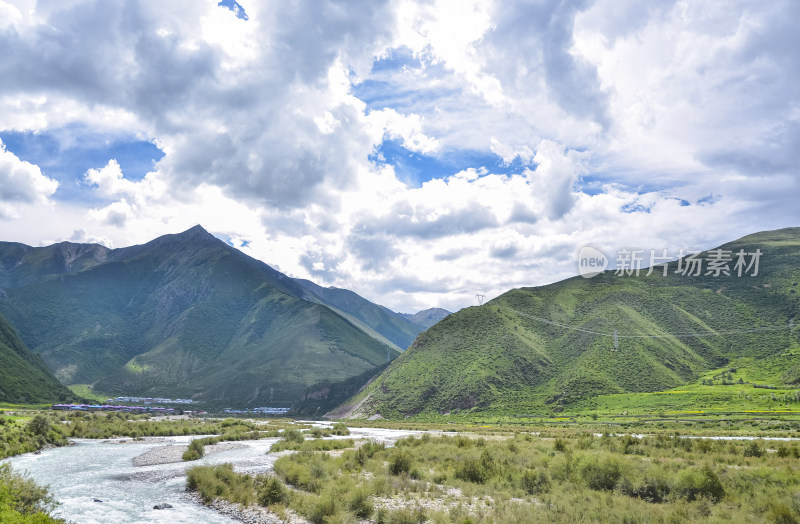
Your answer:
338,227 -> 800,418
0,225 -> 419,408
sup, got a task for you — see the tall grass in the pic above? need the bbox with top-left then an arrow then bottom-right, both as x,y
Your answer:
187,432 -> 800,523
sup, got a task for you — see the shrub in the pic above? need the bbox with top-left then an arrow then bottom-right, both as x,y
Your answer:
183,439 -> 205,461
257,476 -> 287,506
455,450 -> 495,484
389,449 -> 413,475
521,469 -> 550,494
186,464 -> 254,505
282,429 -> 305,443
0,463 -> 59,516
580,456 -> 622,491
744,441 -> 765,458
348,486 -> 374,518
309,492 -> 338,524
619,466 -> 670,503
674,465 -> 725,503
26,415 -> 51,437
331,422 -> 350,436
768,503 -> 799,524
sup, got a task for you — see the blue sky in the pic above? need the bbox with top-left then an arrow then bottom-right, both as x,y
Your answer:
0,130 -> 163,203
0,0 -> 798,312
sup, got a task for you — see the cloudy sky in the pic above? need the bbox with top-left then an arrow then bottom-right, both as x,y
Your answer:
0,0 -> 798,313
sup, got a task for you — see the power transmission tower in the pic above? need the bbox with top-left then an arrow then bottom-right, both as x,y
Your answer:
476,294 -> 485,306
613,330 -> 619,351
269,387 -> 274,403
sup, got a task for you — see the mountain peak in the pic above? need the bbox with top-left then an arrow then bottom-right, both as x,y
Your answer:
181,224 -> 212,236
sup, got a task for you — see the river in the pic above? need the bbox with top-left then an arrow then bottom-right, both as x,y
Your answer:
4,426 -> 421,524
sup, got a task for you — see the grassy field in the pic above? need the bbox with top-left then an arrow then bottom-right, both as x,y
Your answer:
187,429 -> 800,523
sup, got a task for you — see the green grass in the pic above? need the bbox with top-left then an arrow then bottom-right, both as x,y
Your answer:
343,228 -> 800,419
187,430 -> 800,523
66,384 -> 107,403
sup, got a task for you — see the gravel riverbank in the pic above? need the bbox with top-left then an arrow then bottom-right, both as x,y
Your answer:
133,442 -> 248,466
182,492 -> 308,524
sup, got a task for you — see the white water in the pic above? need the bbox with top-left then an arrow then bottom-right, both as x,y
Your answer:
4,427 -> 421,524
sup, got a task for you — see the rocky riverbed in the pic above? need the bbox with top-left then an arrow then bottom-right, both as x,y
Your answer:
132,442 -> 248,466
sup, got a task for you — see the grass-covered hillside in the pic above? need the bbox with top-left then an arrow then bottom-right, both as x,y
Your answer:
0,226 -> 400,408
293,278 -> 429,351
0,314 -> 77,404
342,228 -> 800,418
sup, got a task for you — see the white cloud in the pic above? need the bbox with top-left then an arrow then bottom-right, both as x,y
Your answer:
0,139 -> 58,215
0,0 -> 798,314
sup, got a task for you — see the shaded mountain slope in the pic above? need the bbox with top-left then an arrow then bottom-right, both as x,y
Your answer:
342,228 -> 800,418
0,314 -> 78,404
293,278 -> 428,350
0,226 -> 399,407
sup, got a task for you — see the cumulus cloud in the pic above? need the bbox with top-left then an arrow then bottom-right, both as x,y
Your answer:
0,0 -> 798,313
0,139 -> 58,216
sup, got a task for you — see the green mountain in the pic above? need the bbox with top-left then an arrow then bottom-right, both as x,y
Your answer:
0,226 -> 402,408
339,228 -> 800,418
0,313 -> 77,404
292,279 -> 428,351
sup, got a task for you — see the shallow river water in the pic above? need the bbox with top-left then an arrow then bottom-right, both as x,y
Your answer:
4,427 -> 420,524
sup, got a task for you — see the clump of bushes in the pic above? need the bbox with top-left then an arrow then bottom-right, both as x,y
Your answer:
521,468 -> 551,494
580,455 -> 622,491
186,463 -> 254,505
182,438 -> 206,461
674,465 -> 725,503
389,448 -> 413,475
0,463 -> 62,522
455,449 -> 496,484
256,475 -> 288,506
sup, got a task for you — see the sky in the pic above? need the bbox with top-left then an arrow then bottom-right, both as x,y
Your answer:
0,0 -> 798,313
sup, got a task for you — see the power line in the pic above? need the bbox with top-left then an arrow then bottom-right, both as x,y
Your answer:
500,306 -> 795,341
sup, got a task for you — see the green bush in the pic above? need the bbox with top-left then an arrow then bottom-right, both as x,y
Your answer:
455,449 -> 495,484
182,439 -> 205,461
744,441 -> 765,458
282,429 -> 305,443
186,464 -> 254,505
309,492 -> 338,524
389,449 -> 413,475
26,415 -> 51,437
580,456 -> 622,491
0,463 -> 60,518
331,422 -> 350,436
674,465 -> 725,502
348,486 -> 373,518
521,469 -> 550,494
257,476 -> 287,506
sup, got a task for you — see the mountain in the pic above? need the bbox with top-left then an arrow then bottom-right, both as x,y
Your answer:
0,313 -> 78,404
292,279 -> 428,350
338,228 -> 800,418
401,308 -> 451,329
0,226 -> 402,408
